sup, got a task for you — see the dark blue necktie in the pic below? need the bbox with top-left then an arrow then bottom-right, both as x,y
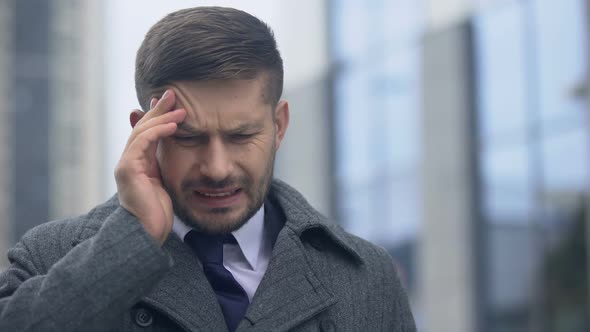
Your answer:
184,231 -> 249,332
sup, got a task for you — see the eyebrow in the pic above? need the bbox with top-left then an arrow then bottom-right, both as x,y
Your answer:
176,122 -> 207,136
225,123 -> 264,134
176,122 -> 263,135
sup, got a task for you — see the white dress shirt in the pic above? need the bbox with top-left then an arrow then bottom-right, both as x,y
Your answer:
172,206 -> 271,301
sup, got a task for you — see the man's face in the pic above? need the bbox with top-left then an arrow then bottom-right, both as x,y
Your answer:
156,76 -> 289,234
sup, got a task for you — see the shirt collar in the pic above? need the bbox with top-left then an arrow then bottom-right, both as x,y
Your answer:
172,204 -> 266,270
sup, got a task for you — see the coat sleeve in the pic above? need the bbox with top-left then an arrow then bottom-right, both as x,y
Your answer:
0,207 -> 172,332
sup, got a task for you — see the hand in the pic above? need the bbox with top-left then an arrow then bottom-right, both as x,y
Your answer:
114,90 -> 186,246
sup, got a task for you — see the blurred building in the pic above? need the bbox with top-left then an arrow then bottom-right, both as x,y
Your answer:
328,0 -> 590,331
0,0 -> 105,267
1,0 -> 589,331
0,0 -> 14,269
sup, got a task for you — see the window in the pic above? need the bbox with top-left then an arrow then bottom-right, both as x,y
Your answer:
330,0 -> 424,293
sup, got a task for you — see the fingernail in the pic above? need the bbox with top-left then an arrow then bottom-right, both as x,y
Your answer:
150,98 -> 157,109
162,89 -> 171,100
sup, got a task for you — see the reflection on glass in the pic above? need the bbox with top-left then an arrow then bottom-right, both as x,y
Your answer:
541,127 -> 588,192
482,143 -> 535,223
475,0 -> 590,330
534,0 -> 587,126
378,173 -> 421,245
331,0 -> 371,62
334,53 -> 422,247
334,68 -> 373,180
474,1 -> 528,139
332,0 -> 423,249
486,223 -> 537,327
331,2 -> 424,312
381,48 -> 422,171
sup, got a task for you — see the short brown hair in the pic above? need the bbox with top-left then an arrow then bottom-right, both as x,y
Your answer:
135,6 -> 283,111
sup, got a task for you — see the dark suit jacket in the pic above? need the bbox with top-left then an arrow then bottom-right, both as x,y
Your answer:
0,179 -> 416,331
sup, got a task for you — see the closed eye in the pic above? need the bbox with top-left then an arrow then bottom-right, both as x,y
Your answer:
173,135 -> 196,141
230,133 -> 255,142
233,134 -> 254,139
172,135 -> 207,146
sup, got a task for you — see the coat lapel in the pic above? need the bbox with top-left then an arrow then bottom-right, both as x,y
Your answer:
242,226 -> 337,331
140,233 -> 228,332
239,189 -> 338,331
75,182 -> 359,332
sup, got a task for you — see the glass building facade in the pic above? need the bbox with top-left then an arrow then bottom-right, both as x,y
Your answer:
331,0 -> 590,330
330,0 -> 425,294
475,0 -> 589,330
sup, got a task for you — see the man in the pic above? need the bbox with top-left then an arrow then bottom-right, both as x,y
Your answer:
0,6 -> 415,332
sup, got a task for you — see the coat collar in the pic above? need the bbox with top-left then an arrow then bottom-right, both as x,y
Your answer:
268,179 -> 363,264
238,180 -> 364,330
72,179 -> 364,331
74,179 -> 363,264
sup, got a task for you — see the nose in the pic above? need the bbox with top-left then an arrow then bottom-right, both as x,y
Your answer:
199,137 -> 233,181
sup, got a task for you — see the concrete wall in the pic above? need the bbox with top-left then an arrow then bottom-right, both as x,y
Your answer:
420,21 -> 478,332
49,0 -> 105,219
273,0 -> 332,216
277,76 -> 332,217
425,0 -> 473,29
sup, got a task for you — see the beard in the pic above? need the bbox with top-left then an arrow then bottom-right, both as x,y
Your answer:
163,146 -> 276,235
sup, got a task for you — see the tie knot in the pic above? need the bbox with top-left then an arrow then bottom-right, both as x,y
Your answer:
185,231 -> 237,264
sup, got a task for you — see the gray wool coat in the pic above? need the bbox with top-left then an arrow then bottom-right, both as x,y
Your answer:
0,179 -> 416,331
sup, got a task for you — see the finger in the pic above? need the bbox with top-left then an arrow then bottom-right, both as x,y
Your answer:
137,89 -> 177,126
134,108 -> 185,135
150,97 -> 158,109
125,122 -> 179,160
125,108 -> 186,151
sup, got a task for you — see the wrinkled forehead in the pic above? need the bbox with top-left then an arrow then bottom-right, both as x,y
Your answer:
146,72 -> 273,109
167,78 -> 274,132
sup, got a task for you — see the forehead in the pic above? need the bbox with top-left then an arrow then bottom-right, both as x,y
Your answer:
168,77 -> 272,130
172,76 -> 267,104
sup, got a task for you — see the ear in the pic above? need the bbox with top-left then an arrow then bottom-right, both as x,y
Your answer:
129,109 -> 145,128
273,100 -> 290,150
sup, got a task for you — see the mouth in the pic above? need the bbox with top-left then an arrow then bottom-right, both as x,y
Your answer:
192,188 -> 244,208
